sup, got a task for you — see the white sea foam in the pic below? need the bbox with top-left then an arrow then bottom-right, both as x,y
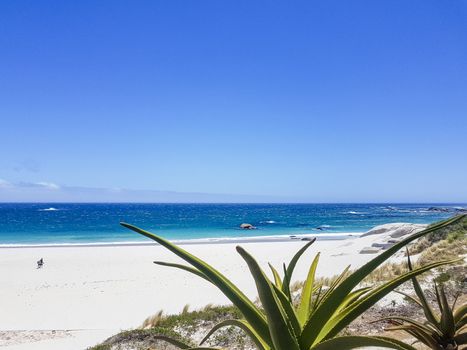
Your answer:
0,232 -> 360,248
39,207 -> 59,211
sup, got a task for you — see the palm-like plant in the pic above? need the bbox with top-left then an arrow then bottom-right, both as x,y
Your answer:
121,214 -> 465,350
378,253 -> 467,350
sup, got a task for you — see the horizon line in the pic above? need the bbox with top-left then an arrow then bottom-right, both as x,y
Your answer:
0,201 -> 465,205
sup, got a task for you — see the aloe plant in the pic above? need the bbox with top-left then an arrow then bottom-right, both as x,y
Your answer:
121,214 -> 465,350
378,253 -> 467,350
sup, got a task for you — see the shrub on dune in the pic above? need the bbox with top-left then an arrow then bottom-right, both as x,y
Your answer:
376,253 -> 467,350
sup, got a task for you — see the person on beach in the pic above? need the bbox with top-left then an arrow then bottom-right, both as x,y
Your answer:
37,258 -> 44,269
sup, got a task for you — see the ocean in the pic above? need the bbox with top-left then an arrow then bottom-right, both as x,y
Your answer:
0,203 -> 463,246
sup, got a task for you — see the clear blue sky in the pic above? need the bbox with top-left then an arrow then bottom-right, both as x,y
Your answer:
0,1 -> 466,202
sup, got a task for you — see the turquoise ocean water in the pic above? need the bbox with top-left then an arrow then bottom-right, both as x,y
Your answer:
0,203 -> 463,246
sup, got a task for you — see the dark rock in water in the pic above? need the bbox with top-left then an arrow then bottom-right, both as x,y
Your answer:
426,207 -> 466,213
427,207 -> 451,212
240,223 -> 256,230
301,237 -> 314,241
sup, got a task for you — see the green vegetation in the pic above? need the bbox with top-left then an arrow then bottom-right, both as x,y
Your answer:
118,215 -> 464,350
409,216 -> 467,256
378,255 -> 467,350
90,305 -> 251,350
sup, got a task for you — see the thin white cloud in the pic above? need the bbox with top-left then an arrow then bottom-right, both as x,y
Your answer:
35,182 -> 60,190
0,180 -> 285,202
0,179 -> 12,188
107,187 -> 123,193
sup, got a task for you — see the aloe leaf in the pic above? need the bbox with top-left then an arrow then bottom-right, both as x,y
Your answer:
456,315 -> 467,330
451,293 -> 460,311
387,325 -> 440,349
150,335 -> 192,348
268,263 -> 283,289
406,252 -> 439,326
454,301 -> 467,324
236,246 -> 300,350
285,239 -> 316,284
434,282 -> 443,312
309,335 -> 417,350
317,265 -> 351,306
297,253 -> 320,325
438,283 -> 456,337
376,316 -> 443,337
392,290 -> 423,308
299,214 -> 465,349
310,265 -> 352,323
271,283 -> 302,337
282,263 -> 293,301
199,319 -> 270,350
120,222 -> 271,345
153,261 -> 211,282
334,287 -> 372,314
282,239 -> 316,297
407,327 -> 442,348
310,285 -> 323,313
317,258 -> 458,343
454,332 -> 467,345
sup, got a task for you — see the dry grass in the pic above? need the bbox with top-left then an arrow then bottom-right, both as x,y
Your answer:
417,236 -> 467,266
365,234 -> 466,284
181,304 -> 190,315
409,215 -> 467,255
365,261 -> 408,284
141,310 -> 164,329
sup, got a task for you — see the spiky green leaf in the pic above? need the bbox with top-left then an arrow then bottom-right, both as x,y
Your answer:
297,252 -> 320,325
407,252 -> 439,326
153,261 -> 211,282
282,239 -> 316,298
150,335 -> 192,348
268,263 -> 283,289
236,246 -> 300,350
310,335 -> 417,350
200,319 -> 270,350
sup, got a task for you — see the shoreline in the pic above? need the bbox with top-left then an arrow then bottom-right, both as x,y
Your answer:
0,231 -> 359,249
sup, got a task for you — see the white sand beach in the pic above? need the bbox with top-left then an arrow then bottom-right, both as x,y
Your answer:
0,225 -> 423,349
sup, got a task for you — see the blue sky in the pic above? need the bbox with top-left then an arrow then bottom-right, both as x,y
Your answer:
0,1 -> 466,202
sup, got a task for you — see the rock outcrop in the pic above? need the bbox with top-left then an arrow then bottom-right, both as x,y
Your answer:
240,223 -> 256,230
427,206 -> 467,213
359,222 -> 427,254
361,223 -> 427,238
